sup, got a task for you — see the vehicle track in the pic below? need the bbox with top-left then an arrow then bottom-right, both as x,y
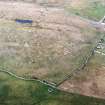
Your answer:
0,68 -> 57,89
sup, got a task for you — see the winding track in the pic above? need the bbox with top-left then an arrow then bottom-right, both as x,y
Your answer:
0,69 -> 56,89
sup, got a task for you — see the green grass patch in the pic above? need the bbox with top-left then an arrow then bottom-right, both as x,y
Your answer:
65,1 -> 105,21
0,72 -> 105,105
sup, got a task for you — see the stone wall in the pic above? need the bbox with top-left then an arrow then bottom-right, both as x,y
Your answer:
36,0 -> 69,7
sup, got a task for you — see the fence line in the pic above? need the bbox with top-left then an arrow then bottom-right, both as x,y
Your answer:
57,35 -> 105,86
0,68 -> 57,89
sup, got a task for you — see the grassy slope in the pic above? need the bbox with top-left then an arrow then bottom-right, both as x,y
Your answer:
0,71 -> 105,105
65,0 -> 105,21
59,36 -> 105,99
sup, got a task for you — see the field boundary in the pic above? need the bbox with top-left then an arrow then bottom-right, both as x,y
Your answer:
56,34 -> 105,86
0,68 -> 57,89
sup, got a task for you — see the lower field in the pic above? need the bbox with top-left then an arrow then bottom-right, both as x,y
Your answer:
1,71 -> 105,105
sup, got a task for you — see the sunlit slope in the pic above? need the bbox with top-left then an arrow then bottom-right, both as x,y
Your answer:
65,0 -> 105,21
